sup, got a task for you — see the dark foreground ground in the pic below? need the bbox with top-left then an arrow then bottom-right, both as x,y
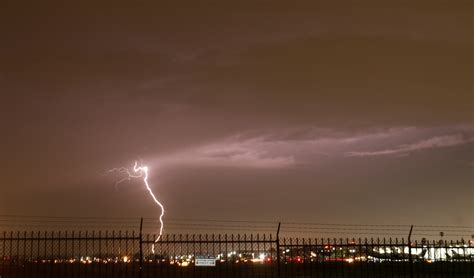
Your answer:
0,262 -> 473,278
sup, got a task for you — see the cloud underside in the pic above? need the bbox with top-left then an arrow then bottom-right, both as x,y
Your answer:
345,134 -> 473,157
154,126 -> 474,169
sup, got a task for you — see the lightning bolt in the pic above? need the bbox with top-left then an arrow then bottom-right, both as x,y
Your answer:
108,161 -> 164,253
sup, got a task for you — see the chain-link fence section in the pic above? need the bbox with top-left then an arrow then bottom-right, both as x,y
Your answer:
1,230 -> 473,277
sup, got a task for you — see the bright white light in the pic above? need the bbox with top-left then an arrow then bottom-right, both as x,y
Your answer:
109,161 -> 165,253
180,261 -> 189,267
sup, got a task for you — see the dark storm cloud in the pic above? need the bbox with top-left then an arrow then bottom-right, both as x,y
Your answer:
0,1 -> 472,228
1,1 -> 472,128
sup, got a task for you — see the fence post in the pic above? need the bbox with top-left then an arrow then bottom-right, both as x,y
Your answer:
408,225 -> 413,278
276,222 -> 281,277
139,217 -> 143,278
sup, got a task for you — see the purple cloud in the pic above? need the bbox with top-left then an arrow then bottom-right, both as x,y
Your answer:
345,134 -> 474,157
151,128 -> 409,169
156,136 -> 297,169
149,126 -> 474,169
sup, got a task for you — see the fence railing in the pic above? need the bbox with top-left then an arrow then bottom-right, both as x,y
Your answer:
1,229 -> 472,278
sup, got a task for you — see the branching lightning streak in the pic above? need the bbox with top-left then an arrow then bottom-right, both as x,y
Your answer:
109,161 -> 164,253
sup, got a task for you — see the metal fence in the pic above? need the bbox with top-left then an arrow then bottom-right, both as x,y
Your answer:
0,230 -> 472,277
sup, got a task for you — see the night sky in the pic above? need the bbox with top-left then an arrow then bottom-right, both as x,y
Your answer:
0,1 -> 472,229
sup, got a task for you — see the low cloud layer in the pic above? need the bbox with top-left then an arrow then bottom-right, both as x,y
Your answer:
150,126 -> 474,169
346,134 -> 474,157
155,136 -> 298,169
